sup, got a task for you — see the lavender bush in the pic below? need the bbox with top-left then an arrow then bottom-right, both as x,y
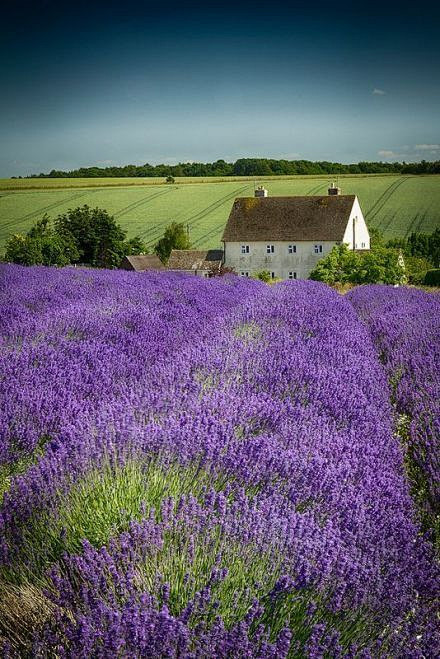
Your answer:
0,265 -> 438,657
348,285 -> 440,550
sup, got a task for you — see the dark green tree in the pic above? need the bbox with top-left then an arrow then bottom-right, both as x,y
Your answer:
55,205 -> 128,268
154,222 -> 191,263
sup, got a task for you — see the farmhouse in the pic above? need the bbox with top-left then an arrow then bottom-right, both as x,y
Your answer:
222,186 -> 370,280
168,249 -> 223,277
120,254 -> 165,271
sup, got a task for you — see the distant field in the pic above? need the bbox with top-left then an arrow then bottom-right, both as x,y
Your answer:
1,174 -> 439,252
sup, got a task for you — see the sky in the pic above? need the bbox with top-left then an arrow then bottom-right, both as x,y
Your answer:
1,0 -> 439,176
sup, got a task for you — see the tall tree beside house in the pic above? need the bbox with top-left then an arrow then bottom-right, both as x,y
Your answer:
154,222 -> 191,264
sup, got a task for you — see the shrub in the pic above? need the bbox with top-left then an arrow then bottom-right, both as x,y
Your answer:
424,269 -> 440,286
253,270 -> 271,283
403,256 -> 433,284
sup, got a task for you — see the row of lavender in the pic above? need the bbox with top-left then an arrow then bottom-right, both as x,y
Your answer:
0,264 -> 438,656
348,286 -> 440,550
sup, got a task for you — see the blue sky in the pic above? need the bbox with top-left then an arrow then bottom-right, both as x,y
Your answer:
1,0 -> 439,176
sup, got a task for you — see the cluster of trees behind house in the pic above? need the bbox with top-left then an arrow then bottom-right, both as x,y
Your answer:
3,205 -> 439,286
18,158 -> 440,180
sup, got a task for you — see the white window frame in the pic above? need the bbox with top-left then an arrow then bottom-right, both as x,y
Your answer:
288,244 -> 297,254
314,244 -> 323,254
361,242 -> 366,248
240,271 -> 250,277
241,245 -> 250,254
288,271 -> 297,279
266,244 -> 275,254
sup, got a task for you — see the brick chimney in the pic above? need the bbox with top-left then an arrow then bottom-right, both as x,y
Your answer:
328,182 -> 341,195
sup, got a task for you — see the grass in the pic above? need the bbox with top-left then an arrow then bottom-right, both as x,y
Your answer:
1,174 -> 439,252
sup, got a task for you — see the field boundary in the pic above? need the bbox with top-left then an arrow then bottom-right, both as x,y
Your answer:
0,173 -> 412,192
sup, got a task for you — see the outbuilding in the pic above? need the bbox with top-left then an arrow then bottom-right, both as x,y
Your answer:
120,254 -> 165,272
167,249 -> 223,277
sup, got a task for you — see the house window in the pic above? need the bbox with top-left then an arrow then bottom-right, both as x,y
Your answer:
266,244 -> 275,254
288,272 -> 297,279
241,245 -> 250,254
288,244 -> 297,254
240,271 -> 250,277
361,242 -> 366,248
271,272 -> 276,279
314,244 -> 323,254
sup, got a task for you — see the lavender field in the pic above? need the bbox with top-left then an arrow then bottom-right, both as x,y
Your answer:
0,264 -> 439,657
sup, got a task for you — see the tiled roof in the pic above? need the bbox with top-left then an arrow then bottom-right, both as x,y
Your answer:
167,249 -> 223,271
121,254 -> 165,271
222,195 -> 356,242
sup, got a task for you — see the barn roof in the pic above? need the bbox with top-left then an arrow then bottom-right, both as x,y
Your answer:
121,254 -> 165,271
222,195 -> 356,242
168,249 -> 223,271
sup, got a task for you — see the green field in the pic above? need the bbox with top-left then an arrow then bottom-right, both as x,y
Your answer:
1,174 -> 439,252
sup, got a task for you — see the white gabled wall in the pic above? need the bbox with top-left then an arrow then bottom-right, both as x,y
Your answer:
224,240 -> 338,280
342,197 -> 370,250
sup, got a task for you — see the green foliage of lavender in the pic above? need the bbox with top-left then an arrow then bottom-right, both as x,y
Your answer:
0,265 -> 438,656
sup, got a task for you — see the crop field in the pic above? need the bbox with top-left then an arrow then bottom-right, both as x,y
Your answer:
0,264 -> 439,655
0,174 -> 439,252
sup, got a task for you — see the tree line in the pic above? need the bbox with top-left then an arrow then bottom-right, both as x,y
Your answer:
18,158 -> 440,179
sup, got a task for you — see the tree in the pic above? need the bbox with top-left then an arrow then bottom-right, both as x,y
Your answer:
166,176 -> 175,183
357,248 -> 406,285
4,234 -> 43,265
4,214 -> 79,266
403,255 -> 433,284
154,222 -> 191,264
368,227 -> 384,249
309,244 -> 406,286
55,205 -> 128,268
122,236 -> 148,256
309,244 -> 361,284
